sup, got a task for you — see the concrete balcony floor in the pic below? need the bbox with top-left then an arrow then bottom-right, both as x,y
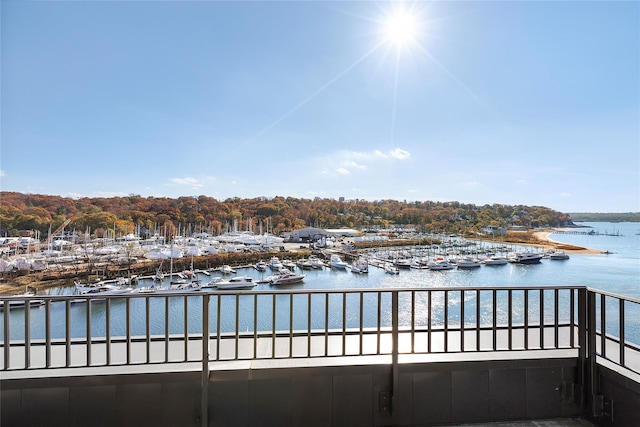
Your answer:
461,418 -> 596,426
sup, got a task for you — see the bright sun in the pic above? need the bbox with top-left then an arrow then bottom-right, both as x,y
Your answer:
383,9 -> 419,47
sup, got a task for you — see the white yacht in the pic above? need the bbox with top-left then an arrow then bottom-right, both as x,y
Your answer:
427,259 -> 455,271
547,251 -> 570,260
329,254 -> 348,269
205,276 -> 255,290
269,269 -> 305,285
481,255 -> 508,265
456,257 -> 482,269
268,256 -> 283,271
508,252 -> 543,264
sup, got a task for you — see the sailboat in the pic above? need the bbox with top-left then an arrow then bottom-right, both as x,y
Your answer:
134,242 -> 201,294
153,260 -> 165,282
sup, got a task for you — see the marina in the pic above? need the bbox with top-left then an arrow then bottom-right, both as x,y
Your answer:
1,222 -> 639,344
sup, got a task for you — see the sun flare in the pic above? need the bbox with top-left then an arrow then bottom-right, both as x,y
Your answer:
383,9 -> 419,47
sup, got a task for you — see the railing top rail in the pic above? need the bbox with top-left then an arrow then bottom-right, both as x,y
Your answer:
588,287 -> 640,304
0,284 -> 588,301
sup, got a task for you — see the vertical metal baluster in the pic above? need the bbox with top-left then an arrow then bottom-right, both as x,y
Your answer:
254,294 -> 258,359
106,298 -> 111,366
411,291 -> 416,354
24,301 -> 30,369
359,292 -> 364,355
126,297 -> 131,365
86,298 -> 92,367
45,300 -> 51,368
342,293 -> 346,356
508,290 -> 512,351
308,293 -> 312,357
577,287 -> 587,408
476,290 -> 480,352
619,299 -> 625,367
492,289 -> 497,351
3,303 -> 10,370
570,289 -> 575,348
539,289 -> 544,349
235,295 -> 240,360
146,297 -> 151,363
216,295 -> 221,361
289,293 -> 294,358
184,296 -> 188,361
428,291 -> 432,353
65,300 -> 71,367
325,293 -> 329,357
588,291 -> 599,413
391,290 -> 399,413
460,290 -> 465,352
524,290 -> 529,350
272,294 -> 276,359
165,296 -> 170,363
554,289 -> 559,349
377,292 -> 382,355
600,294 -> 606,358
444,291 -> 449,353
201,293 -> 210,427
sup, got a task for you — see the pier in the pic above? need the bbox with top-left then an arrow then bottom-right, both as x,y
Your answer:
553,230 -> 623,237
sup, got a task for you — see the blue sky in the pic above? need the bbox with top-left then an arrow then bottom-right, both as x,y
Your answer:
2,1 -> 639,213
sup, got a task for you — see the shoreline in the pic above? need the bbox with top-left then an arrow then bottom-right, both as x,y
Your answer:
531,228 -> 602,255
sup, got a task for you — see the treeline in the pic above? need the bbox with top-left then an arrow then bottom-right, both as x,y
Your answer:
567,212 -> 640,223
0,192 -> 572,239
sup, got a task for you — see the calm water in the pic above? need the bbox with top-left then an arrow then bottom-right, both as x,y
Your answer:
3,222 -> 639,343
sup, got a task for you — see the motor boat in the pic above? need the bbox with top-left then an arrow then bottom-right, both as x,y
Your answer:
0,291 -> 45,310
296,258 -> 314,270
508,252 -> 543,264
133,281 -> 202,294
220,265 -> 236,274
308,255 -> 325,269
268,256 -> 283,271
547,251 -> 570,260
481,255 -> 509,266
329,254 -> 348,270
349,259 -> 369,274
384,265 -> 400,275
205,276 -> 255,290
393,259 -> 412,269
427,259 -> 455,271
269,269 -> 305,285
456,257 -> 482,269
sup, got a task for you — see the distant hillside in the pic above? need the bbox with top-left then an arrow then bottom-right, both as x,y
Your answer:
568,212 -> 640,222
0,191 -> 572,238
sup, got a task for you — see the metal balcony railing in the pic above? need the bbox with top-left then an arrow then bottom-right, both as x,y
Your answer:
3,285 -> 640,427
3,286 -> 638,374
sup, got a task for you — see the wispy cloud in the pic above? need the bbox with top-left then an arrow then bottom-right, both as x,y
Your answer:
0,170 -> 5,177
344,161 -> 366,170
316,147 -> 411,177
389,148 -> 410,159
348,148 -> 411,160
169,177 -> 203,188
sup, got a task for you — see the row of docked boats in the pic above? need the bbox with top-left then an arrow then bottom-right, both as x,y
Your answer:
370,250 -> 569,272
0,287 -> 46,310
